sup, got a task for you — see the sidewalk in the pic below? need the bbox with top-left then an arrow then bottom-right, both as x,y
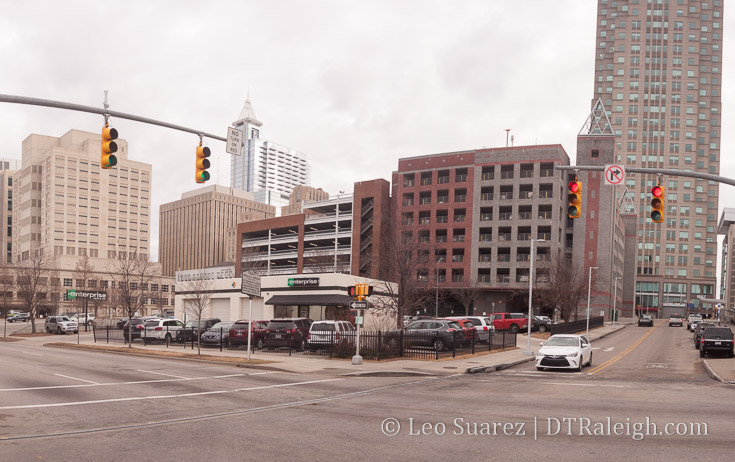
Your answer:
702,357 -> 735,384
38,322 -> 628,377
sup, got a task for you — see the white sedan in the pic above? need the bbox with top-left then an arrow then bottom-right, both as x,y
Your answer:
535,334 -> 592,371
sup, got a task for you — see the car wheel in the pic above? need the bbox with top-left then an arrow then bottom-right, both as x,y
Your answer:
577,356 -> 583,372
165,333 -> 172,343
510,324 -> 519,334
538,325 -> 547,333
536,367 -> 544,371
695,342 -> 700,350
56,327 -> 62,335
299,338 -> 306,350
587,352 -> 593,367
699,349 -> 705,358
433,338 -> 446,351
729,350 -> 734,358
256,338 -> 264,350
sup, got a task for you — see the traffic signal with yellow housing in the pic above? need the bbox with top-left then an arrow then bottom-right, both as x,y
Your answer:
347,284 -> 373,299
101,123 -> 118,169
567,180 -> 582,218
195,143 -> 211,183
650,184 -> 665,223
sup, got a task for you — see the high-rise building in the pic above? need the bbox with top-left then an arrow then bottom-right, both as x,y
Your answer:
592,1 -> 721,313
281,185 -> 330,216
229,99 -> 311,213
13,130 -> 152,262
0,158 -> 18,264
159,184 -> 275,276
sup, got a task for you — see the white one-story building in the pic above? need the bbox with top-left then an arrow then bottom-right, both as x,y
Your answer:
174,268 -> 397,329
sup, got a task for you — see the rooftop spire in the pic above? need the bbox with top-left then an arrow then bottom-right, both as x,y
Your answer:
579,98 -> 613,136
235,96 -> 263,127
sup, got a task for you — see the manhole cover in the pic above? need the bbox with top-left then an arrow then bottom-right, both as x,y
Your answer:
645,363 -> 669,369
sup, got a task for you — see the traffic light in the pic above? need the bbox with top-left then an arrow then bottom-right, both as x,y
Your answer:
651,184 -> 665,223
347,284 -> 373,298
195,142 -> 211,183
101,123 -> 118,169
347,286 -> 358,297
567,180 -> 582,218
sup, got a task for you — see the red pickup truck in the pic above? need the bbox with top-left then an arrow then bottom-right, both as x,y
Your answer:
490,313 -> 528,333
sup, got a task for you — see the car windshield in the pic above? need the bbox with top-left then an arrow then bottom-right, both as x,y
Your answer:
544,337 -> 579,347
447,321 -> 462,330
704,328 -> 733,338
268,321 -> 295,329
311,323 -> 336,331
185,320 -> 205,328
232,322 -> 250,329
58,316 -> 71,322
144,320 -> 160,327
209,322 -> 233,331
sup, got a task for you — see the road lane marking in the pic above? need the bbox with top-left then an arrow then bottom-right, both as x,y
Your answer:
20,351 -> 43,356
54,374 -> 99,385
137,369 -> 189,379
587,321 -> 663,376
0,378 -> 343,410
540,382 -> 631,388
0,372 -> 277,392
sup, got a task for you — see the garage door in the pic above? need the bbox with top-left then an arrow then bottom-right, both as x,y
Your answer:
211,299 -> 231,322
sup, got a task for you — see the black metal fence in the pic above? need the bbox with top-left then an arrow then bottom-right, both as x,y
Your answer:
549,316 -> 605,336
92,326 -> 517,361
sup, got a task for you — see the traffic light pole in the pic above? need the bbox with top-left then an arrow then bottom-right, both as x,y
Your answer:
556,165 -> 735,187
0,94 -> 227,142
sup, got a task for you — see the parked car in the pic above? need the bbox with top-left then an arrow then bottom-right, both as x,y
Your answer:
638,314 -> 654,327
668,313 -> 684,327
532,315 -> 555,333
71,313 -> 95,326
143,318 -> 185,343
228,320 -> 269,349
177,318 -> 222,343
688,314 -> 703,331
263,318 -> 312,350
445,316 -> 495,342
7,312 -> 30,323
490,313 -> 528,333
45,316 -> 78,334
122,317 -> 154,341
439,318 -> 477,345
535,334 -> 592,371
694,322 -> 716,349
307,320 -> 356,351
699,327 -> 735,358
385,319 -> 465,351
200,321 -> 235,347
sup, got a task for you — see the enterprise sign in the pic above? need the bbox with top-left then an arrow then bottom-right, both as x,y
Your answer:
288,277 -> 319,288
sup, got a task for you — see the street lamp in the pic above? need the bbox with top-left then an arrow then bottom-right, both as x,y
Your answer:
612,276 -> 622,327
525,238 -> 544,356
435,257 -> 445,318
586,266 -> 599,339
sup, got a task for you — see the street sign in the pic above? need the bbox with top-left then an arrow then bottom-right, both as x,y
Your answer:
226,127 -> 244,156
604,164 -> 625,185
350,301 -> 368,310
241,273 -> 261,297
66,289 -> 107,301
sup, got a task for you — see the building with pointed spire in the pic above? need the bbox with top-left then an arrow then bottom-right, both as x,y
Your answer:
230,99 -> 311,214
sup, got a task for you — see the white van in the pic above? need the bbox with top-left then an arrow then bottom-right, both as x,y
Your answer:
445,316 -> 495,342
307,320 -> 355,351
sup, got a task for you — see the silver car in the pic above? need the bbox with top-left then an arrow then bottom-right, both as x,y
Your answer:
45,316 -> 79,334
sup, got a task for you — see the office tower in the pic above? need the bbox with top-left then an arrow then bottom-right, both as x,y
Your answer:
0,158 -> 18,264
592,1 -> 721,313
159,185 -> 275,276
229,99 -> 311,212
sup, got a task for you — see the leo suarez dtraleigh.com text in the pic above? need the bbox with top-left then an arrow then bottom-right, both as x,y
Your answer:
380,417 -> 709,440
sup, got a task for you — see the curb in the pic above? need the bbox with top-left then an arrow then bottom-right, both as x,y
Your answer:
464,325 -> 628,374
701,360 -> 735,385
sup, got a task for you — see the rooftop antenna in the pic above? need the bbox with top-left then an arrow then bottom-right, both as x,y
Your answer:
504,129 -> 511,147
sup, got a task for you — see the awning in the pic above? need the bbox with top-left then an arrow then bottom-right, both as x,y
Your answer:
265,294 -> 356,306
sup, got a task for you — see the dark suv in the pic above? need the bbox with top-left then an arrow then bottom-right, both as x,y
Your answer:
229,320 -> 269,349
263,318 -> 312,350
694,322 -> 716,349
699,327 -> 734,358
177,318 -> 222,343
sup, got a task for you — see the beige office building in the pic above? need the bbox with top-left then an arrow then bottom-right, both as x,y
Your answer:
0,158 -> 19,264
159,185 -> 275,277
7,130 -> 174,317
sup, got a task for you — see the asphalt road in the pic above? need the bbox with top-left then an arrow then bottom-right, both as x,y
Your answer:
1,322 -> 733,461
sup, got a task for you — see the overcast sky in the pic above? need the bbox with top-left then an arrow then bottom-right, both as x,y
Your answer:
2,1 -> 734,263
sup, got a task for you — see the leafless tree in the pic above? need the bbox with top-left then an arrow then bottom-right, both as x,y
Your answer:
13,251 -> 52,333
448,286 -> 483,316
107,249 -> 160,346
180,277 -> 214,355
0,264 -> 14,326
537,254 -> 590,322
72,256 -> 95,328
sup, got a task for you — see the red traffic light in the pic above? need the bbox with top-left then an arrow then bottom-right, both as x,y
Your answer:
346,286 -> 357,297
568,181 -> 580,193
651,185 -> 663,198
